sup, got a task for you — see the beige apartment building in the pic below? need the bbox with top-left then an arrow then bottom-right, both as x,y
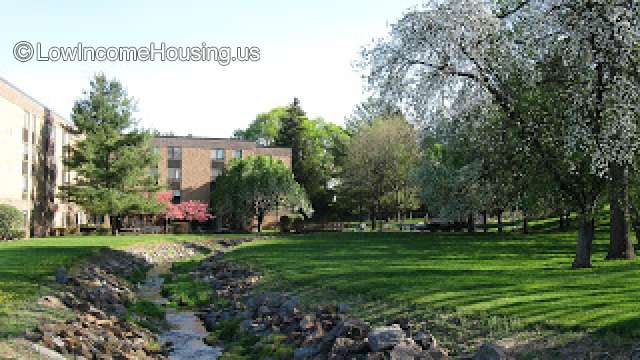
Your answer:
0,77 -> 86,237
152,136 -> 292,226
0,77 -> 293,237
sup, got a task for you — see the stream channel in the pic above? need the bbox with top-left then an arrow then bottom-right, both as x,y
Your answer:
137,263 -> 223,360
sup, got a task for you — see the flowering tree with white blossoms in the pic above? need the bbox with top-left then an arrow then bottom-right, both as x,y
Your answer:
362,0 -> 640,268
519,0 -> 640,262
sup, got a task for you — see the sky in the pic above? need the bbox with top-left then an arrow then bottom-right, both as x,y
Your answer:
0,0 -> 419,137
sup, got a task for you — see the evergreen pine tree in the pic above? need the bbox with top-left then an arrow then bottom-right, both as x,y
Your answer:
61,74 -> 161,235
275,98 -> 307,186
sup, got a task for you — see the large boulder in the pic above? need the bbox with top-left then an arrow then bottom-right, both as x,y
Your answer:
474,343 -> 506,360
390,339 -> 429,360
293,344 -> 321,359
55,267 -> 70,284
428,348 -> 449,360
203,311 -> 219,331
367,325 -> 406,352
37,295 -> 67,310
414,332 -> 437,350
329,337 -> 369,359
299,314 -> 316,330
342,318 -> 370,340
281,297 -> 300,315
366,353 -> 387,360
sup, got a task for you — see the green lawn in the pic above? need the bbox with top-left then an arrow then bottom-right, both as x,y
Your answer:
0,233 -> 220,339
2,225 -> 638,356
224,229 -> 640,354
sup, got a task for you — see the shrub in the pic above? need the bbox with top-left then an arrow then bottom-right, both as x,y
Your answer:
172,222 -> 190,234
66,226 -> 79,235
5,230 -> 24,240
80,225 -> 96,235
293,218 -> 305,233
279,216 -> 291,233
96,226 -> 111,236
0,204 -> 23,240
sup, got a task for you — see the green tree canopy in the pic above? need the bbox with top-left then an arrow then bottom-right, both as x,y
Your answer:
233,106 -> 288,146
339,116 -> 419,229
61,74 -> 161,234
234,99 -> 349,218
212,155 -> 312,231
0,204 -> 23,240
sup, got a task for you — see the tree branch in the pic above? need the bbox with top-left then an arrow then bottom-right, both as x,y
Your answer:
497,0 -> 531,19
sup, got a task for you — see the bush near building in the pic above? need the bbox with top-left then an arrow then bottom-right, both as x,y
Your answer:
0,204 -> 23,240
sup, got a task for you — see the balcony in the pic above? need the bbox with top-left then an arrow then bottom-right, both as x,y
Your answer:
167,159 -> 181,169
167,180 -> 181,190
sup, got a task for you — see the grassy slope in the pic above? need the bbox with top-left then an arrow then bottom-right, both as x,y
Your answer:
0,234 -> 216,339
224,226 -> 640,354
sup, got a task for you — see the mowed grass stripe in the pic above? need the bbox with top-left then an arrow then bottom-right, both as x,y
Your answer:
224,231 -> 640,336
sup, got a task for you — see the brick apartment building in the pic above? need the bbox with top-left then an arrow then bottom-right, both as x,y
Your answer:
151,136 -> 292,226
0,77 -> 86,237
0,77 -> 293,237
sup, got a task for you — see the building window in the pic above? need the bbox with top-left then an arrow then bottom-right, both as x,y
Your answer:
22,175 -> 28,200
62,131 -> 69,157
168,168 -> 181,181
50,125 -> 56,154
232,149 -> 242,159
168,146 -> 182,160
211,167 -> 221,180
212,149 -> 225,161
23,111 -> 30,129
32,115 -> 37,144
172,190 -> 181,204
23,211 -> 28,230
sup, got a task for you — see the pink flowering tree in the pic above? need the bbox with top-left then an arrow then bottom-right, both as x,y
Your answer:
156,191 -> 213,232
171,201 -> 212,222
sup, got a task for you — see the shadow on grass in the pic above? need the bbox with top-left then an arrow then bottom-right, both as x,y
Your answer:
225,231 -> 640,340
0,246 -> 104,303
0,245 -> 144,339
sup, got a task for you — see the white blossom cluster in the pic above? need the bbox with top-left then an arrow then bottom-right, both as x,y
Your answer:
363,0 -> 640,180
531,0 -> 640,177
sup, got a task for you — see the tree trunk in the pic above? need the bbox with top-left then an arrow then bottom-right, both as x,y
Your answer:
573,215 -> 595,269
607,163 -> 636,260
257,208 -> 265,233
497,211 -> 503,234
396,190 -> 401,223
467,213 -> 475,233
483,211 -> 488,233
630,205 -> 640,247
110,215 -> 119,236
633,219 -> 640,248
370,207 -> 376,231
559,211 -> 565,231
523,214 -> 529,234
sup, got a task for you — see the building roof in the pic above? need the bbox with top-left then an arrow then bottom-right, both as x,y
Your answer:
151,135 -> 291,153
0,75 -> 72,127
